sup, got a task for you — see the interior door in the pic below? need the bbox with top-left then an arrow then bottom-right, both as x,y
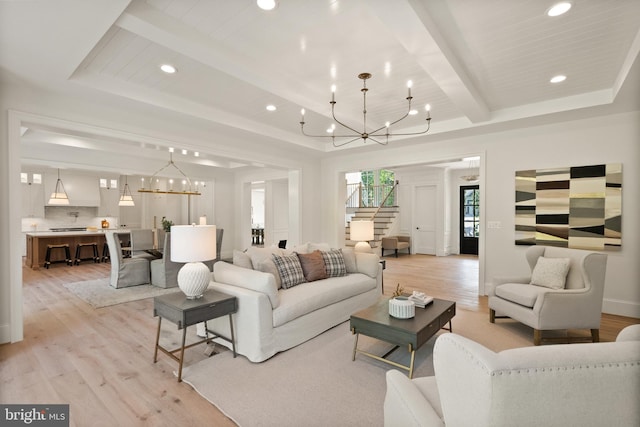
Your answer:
413,185 -> 437,255
460,185 -> 480,255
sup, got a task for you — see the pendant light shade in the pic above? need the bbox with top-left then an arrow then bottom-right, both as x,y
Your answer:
48,169 -> 70,205
119,176 -> 135,206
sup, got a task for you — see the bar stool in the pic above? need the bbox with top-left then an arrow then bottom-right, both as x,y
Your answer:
102,242 -> 110,262
44,244 -> 72,269
74,242 -> 100,265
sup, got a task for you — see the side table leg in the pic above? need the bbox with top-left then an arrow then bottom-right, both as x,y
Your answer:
352,333 -> 360,361
153,317 -> 162,363
228,314 -> 237,358
177,326 -> 187,382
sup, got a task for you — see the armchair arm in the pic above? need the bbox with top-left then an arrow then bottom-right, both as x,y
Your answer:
382,237 -> 399,249
533,288 -> 603,329
397,235 -> 411,244
384,370 -> 444,427
488,276 -> 531,296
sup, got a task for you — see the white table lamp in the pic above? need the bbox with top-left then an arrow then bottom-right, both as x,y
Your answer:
350,220 -> 374,253
171,225 -> 216,299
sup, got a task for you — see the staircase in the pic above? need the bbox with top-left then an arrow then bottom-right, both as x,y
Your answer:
345,206 -> 399,248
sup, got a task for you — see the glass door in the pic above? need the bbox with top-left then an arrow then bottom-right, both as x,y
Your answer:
460,185 -> 479,255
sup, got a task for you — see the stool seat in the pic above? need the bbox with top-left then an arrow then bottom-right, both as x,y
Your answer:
45,244 -> 72,268
75,242 -> 100,265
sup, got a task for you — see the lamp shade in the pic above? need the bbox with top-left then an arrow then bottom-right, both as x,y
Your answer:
350,220 -> 374,241
171,225 -> 216,262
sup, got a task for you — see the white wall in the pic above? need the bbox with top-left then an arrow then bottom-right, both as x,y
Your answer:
321,111 -> 640,317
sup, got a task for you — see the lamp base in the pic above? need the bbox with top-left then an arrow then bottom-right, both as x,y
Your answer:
354,241 -> 373,253
177,262 -> 211,299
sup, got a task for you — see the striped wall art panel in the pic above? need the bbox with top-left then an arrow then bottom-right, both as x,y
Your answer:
515,163 -> 621,251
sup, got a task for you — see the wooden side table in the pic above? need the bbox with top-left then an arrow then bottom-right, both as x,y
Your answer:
153,289 -> 237,382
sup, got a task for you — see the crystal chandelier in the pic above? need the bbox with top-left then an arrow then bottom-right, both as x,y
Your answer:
300,72 -> 432,147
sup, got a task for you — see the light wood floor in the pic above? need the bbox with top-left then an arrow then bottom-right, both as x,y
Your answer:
1,255 -> 637,426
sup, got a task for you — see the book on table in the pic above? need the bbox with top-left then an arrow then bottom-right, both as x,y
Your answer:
409,291 -> 434,308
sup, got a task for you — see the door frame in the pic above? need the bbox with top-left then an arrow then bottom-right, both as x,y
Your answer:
459,184 -> 480,255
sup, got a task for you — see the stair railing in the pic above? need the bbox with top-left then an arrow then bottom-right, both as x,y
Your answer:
369,180 -> 398,220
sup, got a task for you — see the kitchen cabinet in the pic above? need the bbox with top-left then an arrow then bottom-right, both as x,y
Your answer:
98,187 -> 120,217
21,182 -> 45,218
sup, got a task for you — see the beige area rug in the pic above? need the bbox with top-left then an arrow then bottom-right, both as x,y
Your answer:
180,307 -> 535,427
63,278 -> 178,308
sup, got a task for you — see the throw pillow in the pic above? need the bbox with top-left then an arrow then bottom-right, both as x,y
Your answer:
247,246 -> 284,288
233,249 -> 253,269
321,249 -> 347,277
341,247 -> 358,273
296,250 -> 327,282
272,253 -> 307,289
530,257 -> 571,289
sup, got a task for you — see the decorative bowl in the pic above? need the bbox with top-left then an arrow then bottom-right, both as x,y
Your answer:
389,296 -> 415,319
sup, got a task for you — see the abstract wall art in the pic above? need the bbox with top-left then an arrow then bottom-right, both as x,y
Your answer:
515,163 -> 621,251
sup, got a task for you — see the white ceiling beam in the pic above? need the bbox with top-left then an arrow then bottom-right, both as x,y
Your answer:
367,0 -> 490,123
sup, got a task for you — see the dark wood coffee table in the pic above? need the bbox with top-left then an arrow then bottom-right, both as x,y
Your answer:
350,298 -> 455,378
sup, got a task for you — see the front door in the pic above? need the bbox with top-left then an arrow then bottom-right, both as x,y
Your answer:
413,185 -> 437,255
460,185 -> 479,255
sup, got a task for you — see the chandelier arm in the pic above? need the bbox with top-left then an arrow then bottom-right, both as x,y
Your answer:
367,136 -> 389,146
171,161 -> 193,189
332,136 -> 364,147
384,119 -> 431,136
331,104 -> 362,136
301,124 -> 343,138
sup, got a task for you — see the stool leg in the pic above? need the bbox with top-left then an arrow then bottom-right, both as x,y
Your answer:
45,247 -> 52,269
93,244 -> 99,263
65,246 -> 72,265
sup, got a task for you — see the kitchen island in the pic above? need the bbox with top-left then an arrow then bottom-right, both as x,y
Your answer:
25,230 -> 129,270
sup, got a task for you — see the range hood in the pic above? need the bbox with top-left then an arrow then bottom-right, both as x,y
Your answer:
45,172 -> 100,207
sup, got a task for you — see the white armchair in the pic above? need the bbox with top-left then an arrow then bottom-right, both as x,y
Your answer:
384,325 -> 640,427
488,246 -> 607,345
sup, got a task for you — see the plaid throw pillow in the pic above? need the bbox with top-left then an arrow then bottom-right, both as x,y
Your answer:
321,249 -> 347,277
272,253 -> 307,289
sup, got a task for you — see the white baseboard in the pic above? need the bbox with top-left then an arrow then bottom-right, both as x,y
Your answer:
602,298 -> 640,319
0,323 -> 11,344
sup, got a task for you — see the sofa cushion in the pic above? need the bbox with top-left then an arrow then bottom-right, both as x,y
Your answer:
233,249 -> 253,269
248,246 -> 284,288
273,253 -> 307,289
356,252 -> 380,278
272,273 -> 377,327
341,247 -> 358,273
297,250 -> 328,282
530,257 -> 571,289
321,249 -> 347,277
494,282 -> 548,308
213,261 -> 280,309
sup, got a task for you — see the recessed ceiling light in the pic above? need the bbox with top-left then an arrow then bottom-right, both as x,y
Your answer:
266,105 -> 277,111
194,152 -> 199,157
409,109 -> 418,115
550,75 -> 567,83
182,149 -> 188,155
547,2 -> 572,17
160,64 -> 177,74
257,0 -> 277,11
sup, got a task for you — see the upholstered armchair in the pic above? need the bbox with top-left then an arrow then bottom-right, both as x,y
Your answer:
204,228 -> 224,271
150,233 -> 184,288
489,246 -> 607,345
129,229 -> 156,261
381,235 -> 411,257
383,325 -> 640,427
105,231 -> 150,288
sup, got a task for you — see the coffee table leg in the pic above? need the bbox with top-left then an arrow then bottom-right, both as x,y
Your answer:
352,333 -> 360,361
408,344 -> 416,379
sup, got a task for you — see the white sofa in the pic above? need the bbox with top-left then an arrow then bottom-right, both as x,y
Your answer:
384,324 -> 640,427
204,246 -> 382,362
